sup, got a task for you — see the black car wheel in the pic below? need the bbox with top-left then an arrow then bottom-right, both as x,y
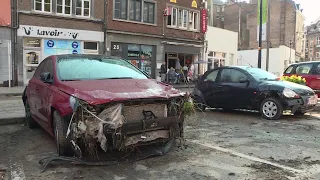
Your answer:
53,111 -> 73,156
260,98 -> 283,120
25,99 -> 37,129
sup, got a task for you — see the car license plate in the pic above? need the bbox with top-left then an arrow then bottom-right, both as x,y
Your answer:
308,95 -> 318,105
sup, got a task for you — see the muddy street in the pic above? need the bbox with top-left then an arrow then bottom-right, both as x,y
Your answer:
1,110 -> 320,180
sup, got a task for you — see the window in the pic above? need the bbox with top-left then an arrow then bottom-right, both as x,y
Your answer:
189,11 -> 199,30
244,67 -> 277,81
317,37 -> 320,45
57,57 -> 148,80
284,66 -> 294,74
310,40 -> 313,47
220,69 -> 247,83
129,0 -> 141,21
114,0 -> 127,19
204,70 -> 218,82
57,0 -> 72,15
167,6 -> 199,30
114,0 -> 155,24
143,1 -> 154,23
76,0 -> 90,17
34,0 -> 52,12
314,64 -> 320,75
316,51 -> 320,58
296,64 -> 313,74
84,42 -> 98,50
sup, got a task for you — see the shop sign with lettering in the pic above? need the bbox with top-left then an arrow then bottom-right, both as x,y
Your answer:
18,25 -> 103,42
201,9 -> 208,33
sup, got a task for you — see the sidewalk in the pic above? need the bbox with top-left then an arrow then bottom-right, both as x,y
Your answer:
0,98 -> 25,125
0,86 -> 25,98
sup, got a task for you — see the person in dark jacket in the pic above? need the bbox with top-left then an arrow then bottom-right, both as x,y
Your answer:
160,61 -> 167,82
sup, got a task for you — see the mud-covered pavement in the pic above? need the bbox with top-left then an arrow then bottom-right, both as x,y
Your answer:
1,110 -> 320,180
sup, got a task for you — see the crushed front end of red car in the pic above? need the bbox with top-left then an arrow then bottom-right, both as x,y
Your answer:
65,92 -> 188,158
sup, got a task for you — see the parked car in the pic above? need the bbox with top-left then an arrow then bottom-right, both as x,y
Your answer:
192,66 -> 318,120
22,54 -> 185,157
283,61 -> 320,97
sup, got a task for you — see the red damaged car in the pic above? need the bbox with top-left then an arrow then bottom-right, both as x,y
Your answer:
22,54 -> 185,157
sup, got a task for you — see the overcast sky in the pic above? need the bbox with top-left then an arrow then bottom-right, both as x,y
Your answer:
221,0 -> 320,25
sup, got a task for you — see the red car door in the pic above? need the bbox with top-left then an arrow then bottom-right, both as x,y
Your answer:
309,63 -> 320,96
27,62 -> 47,124
34,58 -> 55,128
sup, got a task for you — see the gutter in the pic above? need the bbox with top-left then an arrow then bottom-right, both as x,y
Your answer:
103,0 -> 108,55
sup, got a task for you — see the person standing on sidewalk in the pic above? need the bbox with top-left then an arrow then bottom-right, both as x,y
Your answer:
160,61 -> 167,82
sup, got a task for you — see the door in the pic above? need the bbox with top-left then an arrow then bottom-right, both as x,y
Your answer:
23,50 -> 42,85
218,68 -> 256,109
37,58 -> 54,128
310,63 -> 320,93
27,59 -> 46,125
294,63 -> 315,89
199,69 -> 220,107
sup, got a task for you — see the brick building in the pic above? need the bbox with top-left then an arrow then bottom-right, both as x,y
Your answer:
15,0 -> 106,86
305,17 -> 320,61
107,0 -> 204,79
222,0 -> 305,61
11,0 -> 204,85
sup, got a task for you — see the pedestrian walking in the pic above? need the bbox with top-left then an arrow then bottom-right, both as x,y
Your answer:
160,61 -> 167,82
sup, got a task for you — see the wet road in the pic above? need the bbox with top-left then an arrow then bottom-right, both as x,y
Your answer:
1,110 -> 320,180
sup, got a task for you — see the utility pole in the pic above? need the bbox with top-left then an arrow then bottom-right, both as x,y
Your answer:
238,5 -> 241,47
266,0 -> 270,71
258,0 -> 263,68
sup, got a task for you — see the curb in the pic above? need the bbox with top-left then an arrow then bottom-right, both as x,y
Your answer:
0,93 -> 23,99
0,117 -> 25,126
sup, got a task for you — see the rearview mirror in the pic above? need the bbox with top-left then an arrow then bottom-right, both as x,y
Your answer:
40,72 -> 53,84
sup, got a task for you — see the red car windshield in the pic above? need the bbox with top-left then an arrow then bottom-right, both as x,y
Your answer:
56,57 -> 148,81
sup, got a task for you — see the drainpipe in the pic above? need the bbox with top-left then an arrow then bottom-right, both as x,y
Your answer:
11,0 -> 19,86
103,0 -> 108,55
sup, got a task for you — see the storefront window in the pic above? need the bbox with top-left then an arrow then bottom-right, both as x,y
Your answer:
141,45 -> 152,59
128,44 -> 140,58
26,51 -> 40,65
23,38 -> 41,48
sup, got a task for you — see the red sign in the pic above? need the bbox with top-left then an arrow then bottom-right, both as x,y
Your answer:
201,9 -> 207,33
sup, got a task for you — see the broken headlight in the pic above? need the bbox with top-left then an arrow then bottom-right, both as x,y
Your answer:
69,96 -> 79,112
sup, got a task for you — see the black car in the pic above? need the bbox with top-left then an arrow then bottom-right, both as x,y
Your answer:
192,66 -> 318,120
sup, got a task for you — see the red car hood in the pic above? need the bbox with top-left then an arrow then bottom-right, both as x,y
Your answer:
58,79 -> 185,105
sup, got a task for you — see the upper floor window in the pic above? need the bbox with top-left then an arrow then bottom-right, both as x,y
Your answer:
317,37 -> 320,45
57,0 -> 72,15
167,6 -> 199,31
114,0 -> 155,24
34,0 -> 52,12
76,0 -> 90,17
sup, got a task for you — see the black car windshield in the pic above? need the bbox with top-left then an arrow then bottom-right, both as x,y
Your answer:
245,67 -> 278,81
56,57 -> 148,81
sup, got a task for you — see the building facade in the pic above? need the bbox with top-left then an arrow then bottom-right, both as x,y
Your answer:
305,17 -> 320,61
106,0 -> 203,79
15,0 -> 106,85
205,26 -> 238,72
0,0 -> 12,86
223,0 -> 304,62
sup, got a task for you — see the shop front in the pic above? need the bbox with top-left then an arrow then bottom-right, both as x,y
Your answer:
163,43 -> 202,76
110,42 -> 156,77
17,25 -> 103,85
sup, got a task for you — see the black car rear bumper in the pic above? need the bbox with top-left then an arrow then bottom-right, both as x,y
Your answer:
283,95 -> 317,113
